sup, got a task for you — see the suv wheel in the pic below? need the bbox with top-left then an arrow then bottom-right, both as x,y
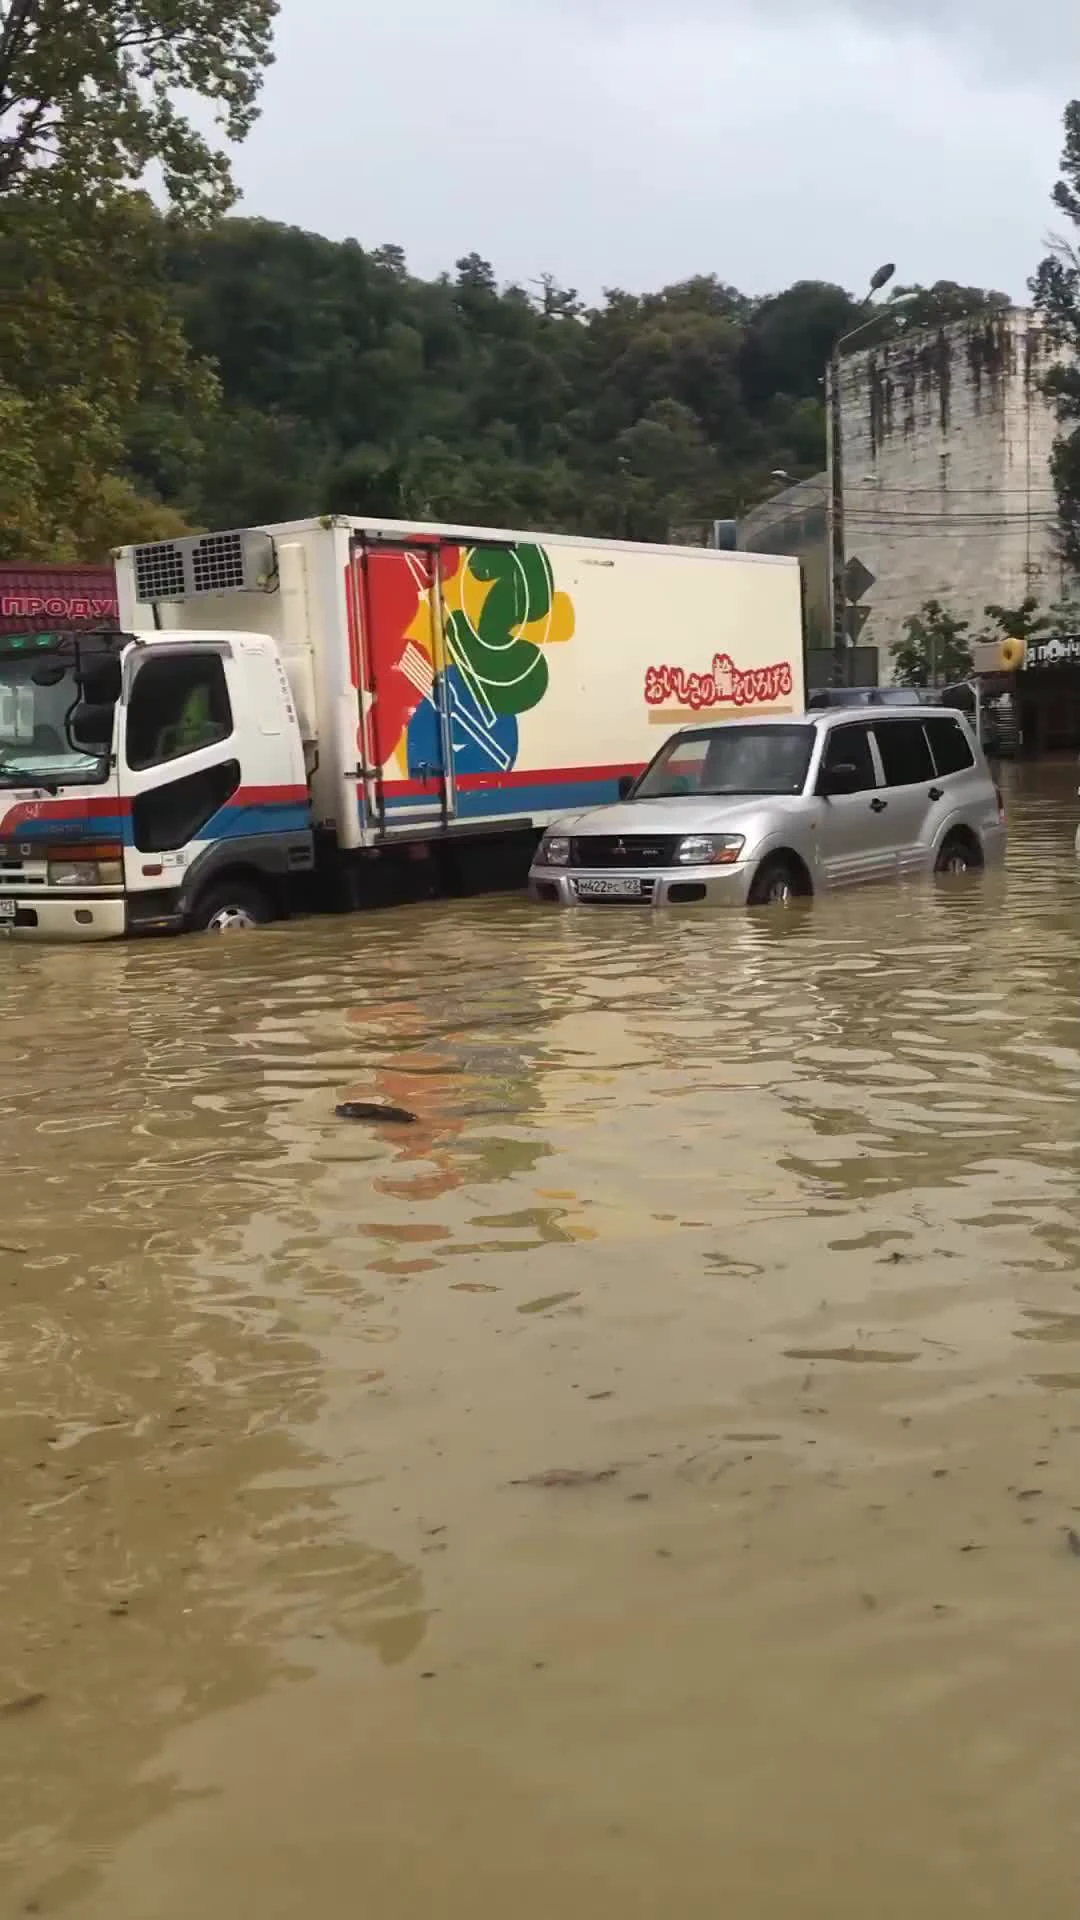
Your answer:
748,856 -> 805,907
934,835 -> 981,876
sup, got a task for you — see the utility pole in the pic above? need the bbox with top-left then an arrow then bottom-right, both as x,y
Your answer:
826,353 -> 846,684
827,261 -> 897,689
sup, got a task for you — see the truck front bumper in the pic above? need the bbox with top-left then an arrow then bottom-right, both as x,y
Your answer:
0,895 -> 128,940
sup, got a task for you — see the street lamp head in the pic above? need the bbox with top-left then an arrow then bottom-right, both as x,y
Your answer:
869,262 -> 896,294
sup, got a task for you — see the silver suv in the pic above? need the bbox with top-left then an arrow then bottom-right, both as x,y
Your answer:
529,709 -> 1006,908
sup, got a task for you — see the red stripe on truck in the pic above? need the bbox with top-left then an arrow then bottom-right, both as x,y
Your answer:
380,762 -> 644,799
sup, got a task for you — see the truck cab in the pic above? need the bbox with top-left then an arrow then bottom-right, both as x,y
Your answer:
0,627 -> 312,939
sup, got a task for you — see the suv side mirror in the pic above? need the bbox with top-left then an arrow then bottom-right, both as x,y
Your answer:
617,774 -> 635,800
819,761 -> 860,797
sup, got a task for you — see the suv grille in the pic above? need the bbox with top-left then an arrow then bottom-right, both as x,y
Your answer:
571,835 -> 680,868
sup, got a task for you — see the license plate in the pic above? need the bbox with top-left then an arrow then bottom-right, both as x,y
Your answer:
0,898 -> 15,919
576,876 -> 645,901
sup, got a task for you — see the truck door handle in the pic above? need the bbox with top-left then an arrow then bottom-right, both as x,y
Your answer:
869,797 -> 888,813
928,786 -> 943,802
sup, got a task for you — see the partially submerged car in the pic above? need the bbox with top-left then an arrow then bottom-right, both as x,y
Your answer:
529,708 -> 1006,908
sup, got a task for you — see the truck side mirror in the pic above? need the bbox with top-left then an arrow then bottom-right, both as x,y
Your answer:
617,774 -> 635,800
68,703 -> 114,752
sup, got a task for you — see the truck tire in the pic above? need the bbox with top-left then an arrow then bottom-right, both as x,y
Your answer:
188,879 -> 274,933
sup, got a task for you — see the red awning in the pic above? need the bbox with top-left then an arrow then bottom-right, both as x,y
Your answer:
0,564 -> 118,635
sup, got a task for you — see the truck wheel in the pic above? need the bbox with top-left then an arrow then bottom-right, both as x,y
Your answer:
189,880 -> 274,933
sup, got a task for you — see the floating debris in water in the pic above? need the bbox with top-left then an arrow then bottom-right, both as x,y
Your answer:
335,1102 -> 417,1125
511,1467 -> 619,1489
0,1692 -> 46,1719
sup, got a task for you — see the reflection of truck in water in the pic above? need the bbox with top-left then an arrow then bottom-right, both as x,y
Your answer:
0,517 -> 803,939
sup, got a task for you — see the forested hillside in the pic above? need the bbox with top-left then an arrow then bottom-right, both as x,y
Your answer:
129,225 -> 1006,544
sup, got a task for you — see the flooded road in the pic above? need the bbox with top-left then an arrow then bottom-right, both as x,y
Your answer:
1,760 -> 1079,1919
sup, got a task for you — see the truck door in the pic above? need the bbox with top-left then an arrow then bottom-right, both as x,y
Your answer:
118,644 -> 248,889
352,536 -> 456,833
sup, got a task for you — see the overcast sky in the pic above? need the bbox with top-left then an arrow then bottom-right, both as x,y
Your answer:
232,0 -> 1076,302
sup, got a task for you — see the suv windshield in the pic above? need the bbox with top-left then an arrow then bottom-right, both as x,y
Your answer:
0,642 -> 119,788
634,725 -> 814,799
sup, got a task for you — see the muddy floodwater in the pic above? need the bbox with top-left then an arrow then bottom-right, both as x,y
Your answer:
1,762 -> 1079,1918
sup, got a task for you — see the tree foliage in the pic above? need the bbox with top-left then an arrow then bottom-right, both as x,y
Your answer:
0,0 -> 278,558
131,226 -> 879,541
983,596 -> 1051,643
0,0 -> 278,214
1032,100 -> 1080,573
891,599 -> 973,687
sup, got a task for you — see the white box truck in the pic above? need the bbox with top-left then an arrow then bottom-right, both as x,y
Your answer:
0,516 -> 804,938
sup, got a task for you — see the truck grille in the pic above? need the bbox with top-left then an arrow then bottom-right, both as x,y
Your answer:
571,835 -> 679,868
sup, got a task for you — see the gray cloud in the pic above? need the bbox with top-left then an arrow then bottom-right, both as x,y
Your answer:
532,0 -> 1077,83
233,0 -> 1071,302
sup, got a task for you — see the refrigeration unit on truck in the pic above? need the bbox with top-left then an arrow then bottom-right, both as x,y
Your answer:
0,517 -> 805,939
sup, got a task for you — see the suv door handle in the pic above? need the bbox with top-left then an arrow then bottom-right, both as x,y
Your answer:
928,786 -> 944,802
869,797 -> 888,813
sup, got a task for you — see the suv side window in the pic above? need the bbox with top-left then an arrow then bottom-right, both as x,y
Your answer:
819,722 -> 877,793
873,718 -> 934,787
923,715 -> 975,776
126,653 -> 233,772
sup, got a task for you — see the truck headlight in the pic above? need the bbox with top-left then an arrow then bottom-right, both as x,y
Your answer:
677,834 -> 745,866
49,859 -> 124,888
537,834 -> 571,867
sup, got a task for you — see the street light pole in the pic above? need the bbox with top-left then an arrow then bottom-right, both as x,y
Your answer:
827,353 -> 846,683
827,262 -> 896,687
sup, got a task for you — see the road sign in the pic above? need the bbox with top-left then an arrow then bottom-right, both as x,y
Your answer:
844,603 -> 871,642
844,556 -> 875,603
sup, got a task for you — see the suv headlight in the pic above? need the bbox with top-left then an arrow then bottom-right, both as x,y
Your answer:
677,834 -> 745,866
536,834 -> 571,867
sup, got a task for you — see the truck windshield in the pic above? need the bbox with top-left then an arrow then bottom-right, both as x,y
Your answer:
0,646 -> 117,788
634,725 -> 815,799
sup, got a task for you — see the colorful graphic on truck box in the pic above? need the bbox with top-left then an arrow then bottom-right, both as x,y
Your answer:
644,652 -> 795,722
348,540 -> 576,803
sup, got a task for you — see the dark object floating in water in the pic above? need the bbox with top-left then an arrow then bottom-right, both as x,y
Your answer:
335,1102 -> 417,1125
1065,1528 -> 1080,1559
510,1467 -> 619,1489
0,1691 -> 46,1719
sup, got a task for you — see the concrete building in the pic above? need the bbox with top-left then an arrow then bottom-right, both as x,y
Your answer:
740,308 -> 1072,686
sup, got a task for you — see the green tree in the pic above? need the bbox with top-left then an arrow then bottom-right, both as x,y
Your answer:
891,599 -> 973,688
0,0 -> 278,557
1032,101 -> 1080,571
982,595 -> 1051,643
0,0 -> 277,214
882,281 -> 1010,334
0,193 -> 204,558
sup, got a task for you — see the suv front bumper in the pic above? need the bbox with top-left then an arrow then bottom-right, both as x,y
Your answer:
528,863 -> 753,907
